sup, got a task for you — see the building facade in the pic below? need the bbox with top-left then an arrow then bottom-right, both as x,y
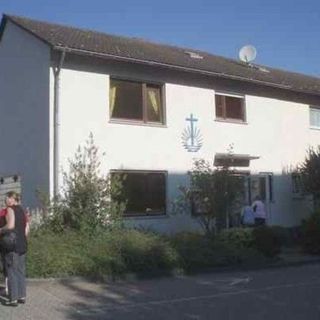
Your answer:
1,15 -> 320,232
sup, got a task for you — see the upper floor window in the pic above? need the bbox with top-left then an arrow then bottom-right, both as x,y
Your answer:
215,93 -> 246,122
110,78 -> 164,124
310,106 -> 320,129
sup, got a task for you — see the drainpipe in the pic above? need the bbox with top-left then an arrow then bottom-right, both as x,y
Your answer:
53,49 -> 66,197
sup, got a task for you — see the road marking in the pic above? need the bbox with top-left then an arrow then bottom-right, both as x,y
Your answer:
229,277 -> 251,286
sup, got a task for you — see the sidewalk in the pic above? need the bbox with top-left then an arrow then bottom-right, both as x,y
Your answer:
0,250 -> 319,320
276,247 -> 320,267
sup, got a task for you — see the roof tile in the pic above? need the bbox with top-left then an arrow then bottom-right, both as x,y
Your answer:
3,14 -> 320,96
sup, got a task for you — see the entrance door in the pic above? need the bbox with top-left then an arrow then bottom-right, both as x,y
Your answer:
249,173 -> 273,223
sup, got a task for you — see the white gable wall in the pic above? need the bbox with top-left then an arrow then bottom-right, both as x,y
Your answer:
0,21 -> 51,207
56,67 -> 319,231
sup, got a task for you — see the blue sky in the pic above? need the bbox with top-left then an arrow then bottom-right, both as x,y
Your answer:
1,0 -> 320,76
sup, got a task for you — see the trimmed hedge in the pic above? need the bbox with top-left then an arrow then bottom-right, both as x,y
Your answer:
251,226 -> 282,257
27,229 -> 178,278
170,230 -> 267,272
215,227 -> 254,248
27,227 -> 280,278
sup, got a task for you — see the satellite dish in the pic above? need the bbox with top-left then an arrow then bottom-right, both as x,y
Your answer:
239,45 -> 257,63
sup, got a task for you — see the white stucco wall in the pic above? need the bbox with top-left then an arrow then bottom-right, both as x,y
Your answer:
0,21 -> 51,207
56,67 -> 320,231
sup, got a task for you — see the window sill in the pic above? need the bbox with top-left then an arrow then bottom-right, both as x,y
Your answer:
215,118 -> 248,125
109,119 -> 167,128
292,195 -> 305,200
124,213 -> 169,220
310,126 -> 320,131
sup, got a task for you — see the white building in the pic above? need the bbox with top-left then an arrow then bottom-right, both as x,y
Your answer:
0,14 -> 319,232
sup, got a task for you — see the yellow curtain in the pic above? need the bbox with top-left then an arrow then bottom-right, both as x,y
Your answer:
109,83 -> 117,116
147,88 -> 160,118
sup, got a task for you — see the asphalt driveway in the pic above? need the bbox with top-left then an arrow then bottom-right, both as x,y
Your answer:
0,263 -> 320,319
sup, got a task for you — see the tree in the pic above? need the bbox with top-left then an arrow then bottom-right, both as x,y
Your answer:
47,134 -> 126,232
299,146 -> 320,209
173,158 -> 244,235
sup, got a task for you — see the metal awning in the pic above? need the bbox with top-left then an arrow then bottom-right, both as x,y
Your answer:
214,153 -> 260,167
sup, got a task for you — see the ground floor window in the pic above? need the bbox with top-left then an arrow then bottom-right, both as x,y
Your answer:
112,170 -> 166,216
291,173 -> 304,195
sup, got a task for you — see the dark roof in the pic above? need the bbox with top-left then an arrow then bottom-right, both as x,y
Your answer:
2,14 -> 320,96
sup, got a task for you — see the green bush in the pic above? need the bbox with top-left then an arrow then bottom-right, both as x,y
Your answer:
215,227 -> 254,249
113,229 -> 178,275
170,232 -> 217,271
269,226 -> 296,248
38,134 -> 126,233
27,227 -> 277,279
27,230 -> 91,278
251,226 -> 282,257
27,228 -> 178,278
170,231 -> 265,272
300,210 -> 320,254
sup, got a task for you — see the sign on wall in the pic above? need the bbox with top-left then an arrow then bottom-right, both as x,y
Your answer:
182,113 -> 203,152
0,175 -> 21,206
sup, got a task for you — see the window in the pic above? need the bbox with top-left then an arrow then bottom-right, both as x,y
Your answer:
310,106 -> 320,128
292,173 -> 304,195
112,171 -> 166,216
249,173 -> 273,203
215,93 -> 245,121
110,78 -> 164,124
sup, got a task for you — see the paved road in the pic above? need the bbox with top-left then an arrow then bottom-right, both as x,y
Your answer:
1,263 -> 320,319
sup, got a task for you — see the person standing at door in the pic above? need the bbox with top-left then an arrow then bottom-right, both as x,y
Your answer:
252,195 -> 267,226
240,205 -> 255,226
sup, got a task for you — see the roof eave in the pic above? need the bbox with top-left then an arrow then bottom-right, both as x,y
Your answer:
0,15 -> 8,42
0,14 -> 53,48
53,45 -> 320,98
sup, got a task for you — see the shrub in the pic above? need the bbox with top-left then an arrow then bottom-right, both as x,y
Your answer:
300,210 -> 320,254
269,226 -> 296,248
173,157 -> 245,235
27,228 -> 178,278
170,231 -> 264,272
251,226 -> 282,257
40,134 -> 126,233
113,229 -> 179,275
215,227 -> 254,249
170,232 -> 216,271
27,230 -> 90,278
298,146 -> 320,208
27,227 -> 277,279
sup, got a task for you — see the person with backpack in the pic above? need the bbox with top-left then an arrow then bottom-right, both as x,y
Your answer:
0,207 -> 8,296
0,191 -> 29,306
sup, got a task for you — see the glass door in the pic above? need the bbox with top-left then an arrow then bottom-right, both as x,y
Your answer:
249,173 -> 273,223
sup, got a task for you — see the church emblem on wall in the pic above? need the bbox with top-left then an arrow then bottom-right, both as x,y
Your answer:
182,113 -> 203,152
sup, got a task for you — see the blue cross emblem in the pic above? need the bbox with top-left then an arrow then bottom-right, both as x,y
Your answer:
182,113 -> 203,152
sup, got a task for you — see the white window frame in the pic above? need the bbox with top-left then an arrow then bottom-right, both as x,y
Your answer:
309,106 -> 320,129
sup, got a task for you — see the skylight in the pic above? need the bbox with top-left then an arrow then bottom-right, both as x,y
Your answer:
185,51 -> 203,59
